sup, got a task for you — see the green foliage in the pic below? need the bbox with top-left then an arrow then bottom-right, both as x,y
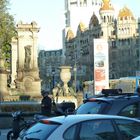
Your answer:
0,0 -> 16,68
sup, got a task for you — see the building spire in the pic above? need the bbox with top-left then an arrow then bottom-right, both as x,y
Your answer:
100,0 -> 114,11
102,0 -> 110,3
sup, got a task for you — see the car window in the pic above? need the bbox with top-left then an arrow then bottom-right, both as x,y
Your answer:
115,119 -> 140,140
76,101 -> 107,114
22,122 -> 59,140
63,124 -> 77,140
79,119 -> 117,140
118,103 -> 139,118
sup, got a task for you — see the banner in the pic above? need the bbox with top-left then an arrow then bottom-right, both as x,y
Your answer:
94,39 -> 109,94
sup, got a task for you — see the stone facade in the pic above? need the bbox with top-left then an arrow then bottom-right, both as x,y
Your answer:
11,21 -> 41,97
63,0 -> 102,60
64,0 -> 140,85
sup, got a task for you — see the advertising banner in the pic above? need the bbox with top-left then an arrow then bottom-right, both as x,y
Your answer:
94,39 -> 109,94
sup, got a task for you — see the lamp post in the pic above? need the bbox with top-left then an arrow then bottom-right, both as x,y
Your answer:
74,63 -> 77,94
52,70 -> 55,89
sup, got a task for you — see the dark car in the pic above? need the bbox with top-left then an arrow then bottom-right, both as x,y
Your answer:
18,114 -> 140,140
76,89 -> 140,119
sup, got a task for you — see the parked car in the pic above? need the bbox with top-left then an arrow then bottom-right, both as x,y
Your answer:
76,89 -> 140,119
17,114 -> 140,140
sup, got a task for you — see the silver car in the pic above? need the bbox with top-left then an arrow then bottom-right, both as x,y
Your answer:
18,114 -> 140,140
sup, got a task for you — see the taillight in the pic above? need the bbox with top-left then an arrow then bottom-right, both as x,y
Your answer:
88,98 -> 97,101
39,119 -> 61,125
40,120 -> 51,124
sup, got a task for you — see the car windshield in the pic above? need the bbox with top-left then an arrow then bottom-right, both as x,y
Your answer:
76,101 -> 107,114
21,122 -> 60,140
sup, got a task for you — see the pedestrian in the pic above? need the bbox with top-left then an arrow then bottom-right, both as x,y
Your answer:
41,90 -> 52,116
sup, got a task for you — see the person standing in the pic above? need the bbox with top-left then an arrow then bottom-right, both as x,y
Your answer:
41,90 -> 52,116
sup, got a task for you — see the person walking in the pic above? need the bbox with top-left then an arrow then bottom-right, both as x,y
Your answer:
41,90 -> 52,116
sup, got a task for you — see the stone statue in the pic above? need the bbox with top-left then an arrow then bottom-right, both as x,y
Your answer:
24,46 -> 31,69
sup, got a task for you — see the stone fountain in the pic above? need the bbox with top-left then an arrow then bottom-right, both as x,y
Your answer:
52,66 -> 83,108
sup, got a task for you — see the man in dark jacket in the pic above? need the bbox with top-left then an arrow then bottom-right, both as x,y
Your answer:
41,90 -> 52,116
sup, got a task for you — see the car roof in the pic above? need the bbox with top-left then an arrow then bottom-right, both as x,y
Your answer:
84,93 -> 140,103
42,114 -> 140,124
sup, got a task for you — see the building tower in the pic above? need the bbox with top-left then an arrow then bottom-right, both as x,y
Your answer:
99,0 -> 115,39
117,6 -> 137,39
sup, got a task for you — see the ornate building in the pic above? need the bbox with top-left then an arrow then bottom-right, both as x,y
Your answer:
64,0 -> 140,87
63,0 -> 102,59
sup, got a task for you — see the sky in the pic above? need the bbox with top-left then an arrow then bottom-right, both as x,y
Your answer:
9,0 -> 140,51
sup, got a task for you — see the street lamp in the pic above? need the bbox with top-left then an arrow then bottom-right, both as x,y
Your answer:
52,70 -> 55,89
74,63 -> 77,94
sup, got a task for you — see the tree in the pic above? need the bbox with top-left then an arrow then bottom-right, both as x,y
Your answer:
0,0 -> 16,68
